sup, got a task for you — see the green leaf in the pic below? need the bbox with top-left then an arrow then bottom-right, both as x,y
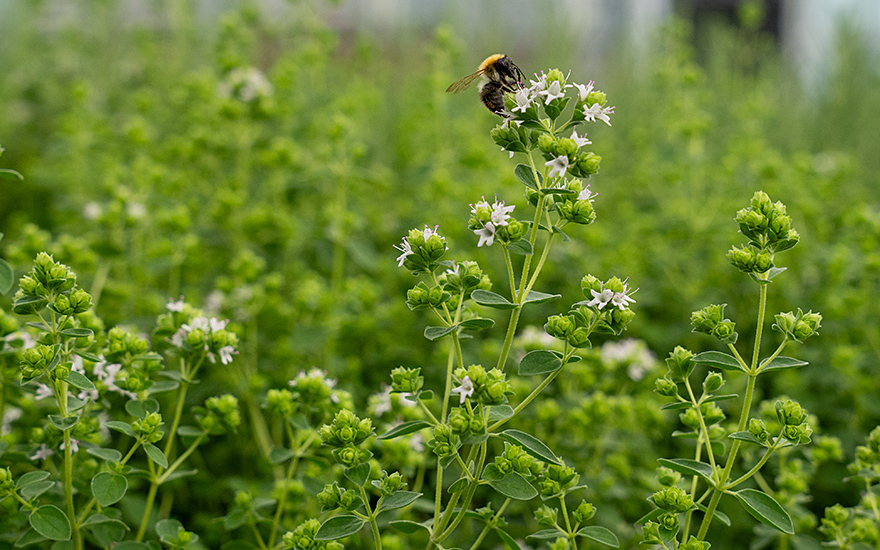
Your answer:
67,396 -> 89,412
314,515 -> 366,540
29,505 -> 71,541
521,290 -> 562,305
728,431 -> 764,445
527,528 -> 566,540
65,372 -> 95,392
344,463 -> 371,486
268,447 -> 297,464
21,480 -> 54,500
660,401 -> 693,411
506,239 -> 533,256
657,458 -> 715,483
0,259 -> 13,295
26,321 -> 50,332
156,518 -> 186,541
486,472 -> 538,500
459,318 -> 495,330
470,289 -> 517,310
518,350 -> 563,376
223,509 -> 248,530
448,477 -> 469,494
576,526 -> 620,547
499,429 -> 561,465
635,508 -> 665,525
541,187 -> 577,196
495,528 -> 521,550
378,420 -> 432,440
143,443 -> 169,469
704,393 -> 739,403
13,295 -> 47,315
105,421 -> 136,437
48,415 -> 79,431
75,351 -> 102,363
514,163 -> 541,190
487,405 -> 514,424
388,520 -> 430,534
91,472 -> 128,506
759,356 -> 808,373
377,491 -> 422,513
80,513 -> 129,529
766,267 -> 787,279
16,470 -> 51,489
59,328 -> 93,338
177,426 -> 203,437
124,399 -> 160,420
424,326 -> 456,341
146,380 -> 180,395
15,528 -> 48,547
694,503 -> 731,526
735,488 -> 794,534
691,351 -> 746,372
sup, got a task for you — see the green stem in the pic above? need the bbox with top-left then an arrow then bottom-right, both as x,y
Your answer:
467,498 -> 510,550
682,442 -> 703,540
135,480 -> 159,541
684,379 -> 718,476
489,368 -> 563,432
358,486 -> 383,550
755,339 -> 789,374
157,434 -> 206,484
727,443 -> 778,489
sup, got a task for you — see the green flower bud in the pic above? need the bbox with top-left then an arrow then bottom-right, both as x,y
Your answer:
545,313 -> 576,337
754,252 -> 774,273
665,346 -> 695,381
702,372 -> 725,393
749,418 -> 770,443
710,320 -> 737,343
537,134 -> 557,155
556,138 -> 578,157
573,500 -> 596,522
534,504 -> 558,527
379,471 -> 405,495
575,152 -> 601,176
656,466 -> 681,487
428,424 -> 460,458
0,467 -> 13,490
390,366 -> 423,394
751,191 -> 773,216
727,245 -> 756,273
658,512 -> 680,532
701,402 -> 726,425
783,423 -> 813,445
642,521 -> 662,544
654,377 -> 679,397
317,483 -> 342,509
775,400 -> 808,426
340,489 -> 360,511
581,274 -> 602,296
652,486 -> 694,513
680,536 -> 711,550
585,90 -> 606,107
333,444 -> 368,468
691,304 -> 725,334
448,408 -> 470,434
680,408 -> 701,431
548,538 -> 570,550
266,389 -> 296,416
52,364 -> 71,381
567,326 -> 591,348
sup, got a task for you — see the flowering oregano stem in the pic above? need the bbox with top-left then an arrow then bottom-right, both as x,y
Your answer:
682,440 -> 704,540
727,442 -> 778,489
559,495 -> 575,546
267,429 -> 317,548
524,233 -> 557,296
157,433 -> 206,484
755,339 -> 789,374
502,246 -> 516,297
466,498 -> 510,550
437,442 -> 487,541
358,485 -> 383,550
683,379 -> 718,474
696,279 -> 768,540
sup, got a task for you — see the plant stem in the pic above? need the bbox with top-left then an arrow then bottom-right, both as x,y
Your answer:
136,480 -> 159,541
467,498 -> 510,550
358,485 -> 383,550
489,368 -> 562,432
684,379 -> 718,475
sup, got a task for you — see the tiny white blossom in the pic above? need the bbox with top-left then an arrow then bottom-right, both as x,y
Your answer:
512,88 -> 533,113
583,102 -> 614,126
83,202 -> 102,220
587,288 -> 615,310
218,345 -> 236,365
490,200 -> 515,227
166,298 -> 186,312
474,223 -> 496,247
35,383 -> 54,401
60,439 -> 79,453
577,185 -> 597,203
394,237 -> 413,267
529,73 -> 547,93
209,318 -> 229,332
573,80 -> 594,102
569,129 -> 592,149
611,283 -> 637,310
30,444 -> 54,461
451,376 -> 474,404
545,155 -> 570,179
539,80 -> 565,104
2,406 -> 22,435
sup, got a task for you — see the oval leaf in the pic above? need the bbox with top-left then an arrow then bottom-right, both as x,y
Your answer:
344,463 -> 371,487
496,528 -> 521,550
29,505 -> 71,541
459,318 -> 495,330
16,470 -> 51,489
59,328 -> 94,338
315,515 -> 366,541
527,528 -> 566,540
514,163 -> 541,189
506,239 -> 533,256
660,401 -> 693,411
268,447 -> 297,464
487,405 -> 514,424
388,520 -> 430,534
577,526 -> 620,547
143,443 -> 169,469
48,415 -> 79,431
424,326 -> 456,341
0,259 -> 14,295
691,351 -> 746,372
734,488 -> 794,534
518,350 -> 563,376
657,458 -> 715,483
759,356 -> 808,373
499,429 -> 561,465
377,491 -> 422,513
470,290 -> 517,310
378,420 -> 432,440
65,372 -> 95,392
91,472 -> 128,506
521,290 -> 562,305
487,472 -> 538,501
105,421 -> 136,437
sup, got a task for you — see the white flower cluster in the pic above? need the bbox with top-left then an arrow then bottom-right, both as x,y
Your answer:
168,315 -> 237,365
587,280 -> 637,311
218,66 -> 273,103
471,198 -> 515,247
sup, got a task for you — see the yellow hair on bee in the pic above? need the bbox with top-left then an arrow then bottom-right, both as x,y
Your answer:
479,54 -> 506,71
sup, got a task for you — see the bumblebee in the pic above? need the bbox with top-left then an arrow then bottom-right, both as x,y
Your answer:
446,54 -> 525,116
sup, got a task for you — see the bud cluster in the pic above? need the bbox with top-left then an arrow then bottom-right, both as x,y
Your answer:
105,327 -> 149,364
691,304 -> 737,344
575,275 -> 637,335
680,402 -> 725,431
539,464 -> 578,497
317,482 -> 360,512
534,504 -> 558,527
850,426 -> 880,478
427,424 -> 461,458
439,261 -> 490,296
266,389 -> 296,417
772,309 -> 822,343
394,226 -> 447,273
494,442 -> 543,479
131,412 -> 165,444
376,470 -> 406,495
467,198 -> 526,248
389,367 -> 423,395
196,394 -> 241,435
775,399 -> 813,445
652,485 -> 695,513
452,364 -> 512,406
541,179 -> 597,226
20,344 -> 58,380
448,406 -> 485,436
289,368 -> 339,412
319,409 -> 374,469
572,500 -> 596,523
13,253 -> 92,318
405,281 -> 450,311
727,192 -> 799,274
282,519 -> 343,550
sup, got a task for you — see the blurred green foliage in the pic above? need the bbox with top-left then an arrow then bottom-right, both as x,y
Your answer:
1,1 -> 879,548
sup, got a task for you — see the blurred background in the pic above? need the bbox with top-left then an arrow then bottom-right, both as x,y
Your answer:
1,0 -> 879,548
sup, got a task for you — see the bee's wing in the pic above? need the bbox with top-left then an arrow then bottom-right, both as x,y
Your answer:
445,70 -> 485,94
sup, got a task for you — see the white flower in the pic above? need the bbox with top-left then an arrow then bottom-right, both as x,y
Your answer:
539,80 -> 565,104
2,406 -> 22,435
83,202 -> 102,220
577,185 -> 597,203
30,444 -> 54,461
583,102 -> 614,126
512,88 -> 533,113
218,345 -> 236,365
573,80 -> 594,102
529,73 -> 547,93
490,200 -> 515,227
210,318 -> 229,332
409,433 -> 425,452
587,288 -> 614,310
422,225 -> 440,240
166,298 -> 186,312
611,283 -> 637,310
60,439 -> 80,453
451,376 -> 474,404
394,237 -> 413,267
569,129 -> 592,149
34,383 -> 54,401
474,223 -> 496,247
545,155 -> 570,179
